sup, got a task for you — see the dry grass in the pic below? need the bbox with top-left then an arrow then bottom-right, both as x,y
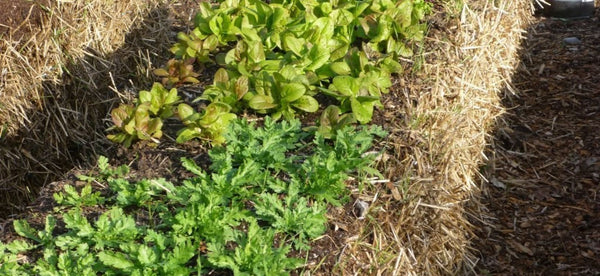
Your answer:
331,0 -> 533,274
0,0 -> 196,216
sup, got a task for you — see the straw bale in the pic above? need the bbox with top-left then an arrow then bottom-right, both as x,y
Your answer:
0,0 -> 194,216
338,0 -> 534,274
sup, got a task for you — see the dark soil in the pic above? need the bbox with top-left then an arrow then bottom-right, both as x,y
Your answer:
0,0 -> 51,38
474,11 -> 600,275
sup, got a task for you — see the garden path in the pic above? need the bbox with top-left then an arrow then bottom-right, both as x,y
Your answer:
474,10 -> 600,275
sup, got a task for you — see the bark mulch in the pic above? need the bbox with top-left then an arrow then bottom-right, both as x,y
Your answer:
474,12 -> 600,275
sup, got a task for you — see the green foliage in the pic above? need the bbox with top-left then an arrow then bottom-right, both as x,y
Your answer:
6,118 -> 386,275
53,184 -> 105,208
78,155 -> 130,183
171,0 -> 431,124
0,239 -> 31,275
107,83 -> 181,147
106,0 -> 430,147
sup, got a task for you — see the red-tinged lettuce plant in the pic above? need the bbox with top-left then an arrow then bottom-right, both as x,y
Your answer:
305,105 -> 357,139
106,103 -> 163,148
153,58 -> 200,88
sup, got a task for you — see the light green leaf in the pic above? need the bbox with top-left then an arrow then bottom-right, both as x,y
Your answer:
353,2 -> 370,17
248,95 -> 278,110
331,76 -> 359,97
138,90 -> 151,104
306,44 -> 330,71
214,68 -> 229,86
330,62 -> 351,75
176,127 -> 202,143
258,60 -> 281,72
110,105 -> 132,128
5,240 -> 32,253
397,42 -> 414,57
209,15 -> 223,36
204,34 -> 219,51
165,88 -> 179,105
292,95 -> 319,112
247,40 -> 265,63
235,76 -> 249,100
280,83 -> 306,102
98,251 -> 135,270
181,157 -> 204,176
310,17 -> 334,43
240,27 -> 261,42
13,220 -> 39,242
177,103 -> 195,120
396,0 -> 413,28
282,34 -> 305,56
381,56 -> 403,74
137,245 -> 157,265
350,98 -> 374,124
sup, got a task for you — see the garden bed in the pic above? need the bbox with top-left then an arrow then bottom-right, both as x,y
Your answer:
1,0 -> 532,274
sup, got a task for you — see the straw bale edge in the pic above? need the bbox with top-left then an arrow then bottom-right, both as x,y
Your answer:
0,0 -> 188,215
355,0 -> 534,274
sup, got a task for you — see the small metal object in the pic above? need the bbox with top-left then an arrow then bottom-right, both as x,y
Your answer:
563,37 -> 582,44
540,0 -> 595,19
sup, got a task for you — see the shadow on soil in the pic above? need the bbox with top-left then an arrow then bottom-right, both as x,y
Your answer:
471,10 -> 600,275
0,5 -> 185,218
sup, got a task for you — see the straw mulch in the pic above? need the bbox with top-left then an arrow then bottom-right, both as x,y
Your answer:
473,6 -> 600,274
325,0 -> 532,274
0,0 -> 195,216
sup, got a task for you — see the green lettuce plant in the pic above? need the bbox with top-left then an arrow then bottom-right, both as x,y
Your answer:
176,102 -> 237,144
138,82 -> 180,119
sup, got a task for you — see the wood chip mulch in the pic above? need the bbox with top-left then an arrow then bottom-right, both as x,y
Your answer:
473,12 -> 600,275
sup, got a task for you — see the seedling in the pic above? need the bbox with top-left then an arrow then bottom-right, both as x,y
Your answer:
306,105 -> 357,139
176,102 -> 237,145
153,58 -> 200,87
106,103 -> 163,148
138,82 -> 180,119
